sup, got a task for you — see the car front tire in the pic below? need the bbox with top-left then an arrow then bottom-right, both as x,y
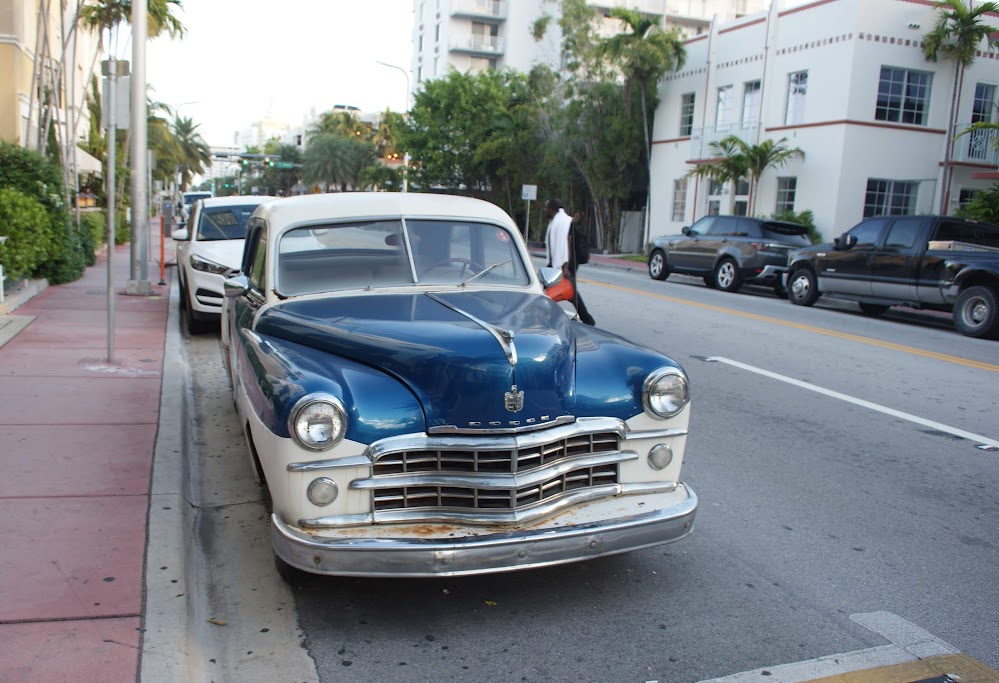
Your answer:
648,249 -> 670,280
953,285 -> 999,339
714,258 -> 742,292
788,267 -> 819,306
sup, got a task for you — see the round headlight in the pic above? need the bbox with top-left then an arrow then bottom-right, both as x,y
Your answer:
307,477 -> 339,506
643,367 -> 689,419
289,395 -> 347,451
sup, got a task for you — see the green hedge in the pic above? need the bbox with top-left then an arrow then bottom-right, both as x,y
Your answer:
0,141 -> 88,284
0,188 -> 51,280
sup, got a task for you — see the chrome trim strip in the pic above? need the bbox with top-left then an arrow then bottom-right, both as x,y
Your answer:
620,481 -> 678,495
426,292 -> 518,367
428,415 -> 575,435
276,485 -> 698,577
622,427 -> 688,441
352,451 -> 636,491
365,417 -> 627,460
287,454 -> 372,473
302,484 -> 622,527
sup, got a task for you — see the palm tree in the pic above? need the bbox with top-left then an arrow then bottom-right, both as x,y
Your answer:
599,8 -> 685,163
79,0 -> 185,40
922,0 -> 999,214
172,116 -> 210,191
303,134 -> 377,192
310,110 -> 370,139
686,135 -> 804,215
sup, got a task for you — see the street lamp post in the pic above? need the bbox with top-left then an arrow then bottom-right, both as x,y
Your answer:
376,61 -> 411,193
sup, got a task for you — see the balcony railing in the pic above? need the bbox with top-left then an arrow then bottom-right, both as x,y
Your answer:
689,122 -> 761,160
952,123 -> 999,166
450,0 -> 506,20
449,35 -> 505,55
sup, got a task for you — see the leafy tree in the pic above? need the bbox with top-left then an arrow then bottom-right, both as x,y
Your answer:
302,134 -> 376,192
403,68 -> 535,197
599,8 -> 685,160
79,0 -> 186,40
922,0 -> 999,213
686,136 -> 803,216
172,116 -> 211,191
310,110 -> 370,139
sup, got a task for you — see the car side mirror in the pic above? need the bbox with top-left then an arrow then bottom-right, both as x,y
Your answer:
171,228 -> 189,241
681,226 -> 691,236
834,233 -> 856,250
537,266 -> 563,289
224,274 -> 249,298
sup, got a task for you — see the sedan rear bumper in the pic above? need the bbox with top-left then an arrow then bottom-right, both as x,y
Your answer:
271,484 -> 697,577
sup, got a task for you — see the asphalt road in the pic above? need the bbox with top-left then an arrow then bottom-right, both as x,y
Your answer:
181,263 -> 998,683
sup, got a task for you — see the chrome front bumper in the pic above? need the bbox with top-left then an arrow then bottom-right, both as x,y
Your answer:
271,484 -> 697,577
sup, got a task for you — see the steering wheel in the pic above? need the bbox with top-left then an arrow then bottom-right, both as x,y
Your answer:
423,257 -> 484,277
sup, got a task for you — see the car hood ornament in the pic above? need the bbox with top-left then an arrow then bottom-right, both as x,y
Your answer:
504,385 -> 525,413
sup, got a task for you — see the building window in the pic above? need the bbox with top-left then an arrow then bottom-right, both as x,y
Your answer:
959,188 -> 981,207
968,83 -> 996,160
875,66 -> 931,125
742,80 -> 761,124
716,85 -> 733,128
680,93 -> 695,137
785,71 -> 807,126
776,177 -> 797,213
864,179 -> 918,217
672,178 -> 688,221
733,177 -> 750,216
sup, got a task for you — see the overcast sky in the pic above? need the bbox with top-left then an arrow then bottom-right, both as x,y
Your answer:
142,0 -> 811,149
145,0 -> 415,147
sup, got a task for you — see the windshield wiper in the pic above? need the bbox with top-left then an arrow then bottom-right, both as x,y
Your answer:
460,259 -> 512,287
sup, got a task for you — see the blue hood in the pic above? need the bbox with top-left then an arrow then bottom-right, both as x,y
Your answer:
254,291 -> 576,429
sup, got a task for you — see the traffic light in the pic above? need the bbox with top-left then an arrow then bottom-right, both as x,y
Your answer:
267,159 -> 275,167
241,159 -> 248,166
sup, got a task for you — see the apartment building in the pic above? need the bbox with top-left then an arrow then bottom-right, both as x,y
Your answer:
0,0 -> 101,171
648,0 -> 999,241
412,0 -> 767,84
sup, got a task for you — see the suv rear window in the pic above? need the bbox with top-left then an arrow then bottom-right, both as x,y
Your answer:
761,221 -> 811,246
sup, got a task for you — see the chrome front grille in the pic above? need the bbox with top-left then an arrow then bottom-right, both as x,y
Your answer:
372,431 -> 621,476
373,462 -> 619,511
354,417 -> 633,522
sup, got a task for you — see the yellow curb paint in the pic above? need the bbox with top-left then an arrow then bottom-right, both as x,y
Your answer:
583,279 -> 999,374
800,654 -> 999,683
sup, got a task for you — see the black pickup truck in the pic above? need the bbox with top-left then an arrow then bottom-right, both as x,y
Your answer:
786,215 -> 999,339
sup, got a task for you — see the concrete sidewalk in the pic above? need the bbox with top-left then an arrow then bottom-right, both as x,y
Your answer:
0,242 -> 170,682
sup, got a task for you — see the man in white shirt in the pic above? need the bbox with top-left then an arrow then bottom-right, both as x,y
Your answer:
544,197 -> 595,326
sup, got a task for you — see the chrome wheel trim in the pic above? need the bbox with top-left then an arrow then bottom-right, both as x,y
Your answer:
790,273 -> 810,301
649,253 -> 663,278
717,261 -> 735,289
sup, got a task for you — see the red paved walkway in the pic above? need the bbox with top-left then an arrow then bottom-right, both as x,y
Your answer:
0,242 -> 169,683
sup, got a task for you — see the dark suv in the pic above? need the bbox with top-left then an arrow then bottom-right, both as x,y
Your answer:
648,215 -> 812,294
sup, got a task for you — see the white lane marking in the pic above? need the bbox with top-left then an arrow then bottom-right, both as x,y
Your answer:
705,356 -> 999,450
696,612 -> 959,683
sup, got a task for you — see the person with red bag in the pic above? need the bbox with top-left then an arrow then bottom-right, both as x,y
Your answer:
544,197 -> 595,326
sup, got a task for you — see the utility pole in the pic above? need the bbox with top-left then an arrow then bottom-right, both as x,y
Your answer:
127,0 -> 151,294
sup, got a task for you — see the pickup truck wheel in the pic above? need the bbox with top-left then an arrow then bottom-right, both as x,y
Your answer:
953,285 -> 999,339
788,267 -> 819,306
714,258 -> 742,292
859,303 -> 890,317
648,249 -> 670,280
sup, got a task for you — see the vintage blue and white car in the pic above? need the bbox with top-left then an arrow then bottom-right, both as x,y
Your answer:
221,192 -> 697,578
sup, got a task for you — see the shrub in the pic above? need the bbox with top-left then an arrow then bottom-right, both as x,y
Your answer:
0,141 -> 86,284
77,211 -> 105,266
0,188 -> 51,280
956,185 -> 999,225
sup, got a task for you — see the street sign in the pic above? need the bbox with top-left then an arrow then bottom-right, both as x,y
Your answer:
521,184 -> 538,201
275,161 -> 295,169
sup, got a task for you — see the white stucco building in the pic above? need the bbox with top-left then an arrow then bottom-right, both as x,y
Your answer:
648,0 -> 999,242
412,0 -> 767,83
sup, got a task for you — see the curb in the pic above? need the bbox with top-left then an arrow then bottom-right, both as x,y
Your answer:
0,277 -> 49,315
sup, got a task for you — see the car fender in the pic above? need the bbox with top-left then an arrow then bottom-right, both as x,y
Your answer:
236,330 -> 426,445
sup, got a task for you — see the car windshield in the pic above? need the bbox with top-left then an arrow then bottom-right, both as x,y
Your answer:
196,204 -> 259,241
277,219 -> 530,296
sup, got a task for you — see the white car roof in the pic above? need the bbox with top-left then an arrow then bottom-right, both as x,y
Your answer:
254,192 -> 517,232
